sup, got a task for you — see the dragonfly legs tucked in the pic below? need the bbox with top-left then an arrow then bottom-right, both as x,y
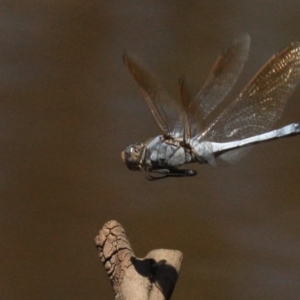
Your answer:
146,168 -> 197,181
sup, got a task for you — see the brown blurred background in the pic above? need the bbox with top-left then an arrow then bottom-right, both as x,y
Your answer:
1,1 -> 300,299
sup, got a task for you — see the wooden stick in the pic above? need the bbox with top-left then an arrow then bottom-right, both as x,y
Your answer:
95,220 -> 183,300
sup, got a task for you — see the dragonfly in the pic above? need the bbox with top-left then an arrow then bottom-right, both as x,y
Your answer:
121,34 -> 300,180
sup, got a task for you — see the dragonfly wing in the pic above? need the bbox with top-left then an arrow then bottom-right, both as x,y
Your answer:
196,34 -> 250,120
203,41 -> 300,163
177,35 -> 251,141
178,77 -> 192,142
124,54 -> 184,138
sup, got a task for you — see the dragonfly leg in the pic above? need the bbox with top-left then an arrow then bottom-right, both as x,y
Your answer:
146,168 -> 197,181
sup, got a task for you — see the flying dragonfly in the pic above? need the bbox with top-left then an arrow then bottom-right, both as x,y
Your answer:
121,34 -> 300,180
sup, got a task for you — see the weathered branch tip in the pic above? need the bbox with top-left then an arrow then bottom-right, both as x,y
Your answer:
95,220 -> 183,300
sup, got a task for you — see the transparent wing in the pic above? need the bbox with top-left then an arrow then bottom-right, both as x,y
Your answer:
178,77 -> 192,143
181,34 -> 250,139
202,41 -> 300,163
123,54 -> 184,138
197,34 -> 250,119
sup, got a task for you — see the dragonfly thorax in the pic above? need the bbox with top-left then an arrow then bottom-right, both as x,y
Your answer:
121,143 -> 147,171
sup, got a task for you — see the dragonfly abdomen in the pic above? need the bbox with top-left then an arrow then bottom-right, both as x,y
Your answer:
210,123 -> 300,154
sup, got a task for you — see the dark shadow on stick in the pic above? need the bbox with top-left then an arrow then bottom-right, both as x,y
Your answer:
132,257 -> 179,298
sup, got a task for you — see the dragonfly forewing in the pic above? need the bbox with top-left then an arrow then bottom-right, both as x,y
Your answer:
178,34 -> 250,141
198,35 -> 250,116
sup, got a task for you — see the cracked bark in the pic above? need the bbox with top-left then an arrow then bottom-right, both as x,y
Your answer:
95,220 -> 183,300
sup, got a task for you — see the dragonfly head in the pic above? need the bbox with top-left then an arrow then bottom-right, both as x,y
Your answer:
121,143 -> 146,171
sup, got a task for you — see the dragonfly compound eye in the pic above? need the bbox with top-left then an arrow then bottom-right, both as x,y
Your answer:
121,143 -> 146,171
